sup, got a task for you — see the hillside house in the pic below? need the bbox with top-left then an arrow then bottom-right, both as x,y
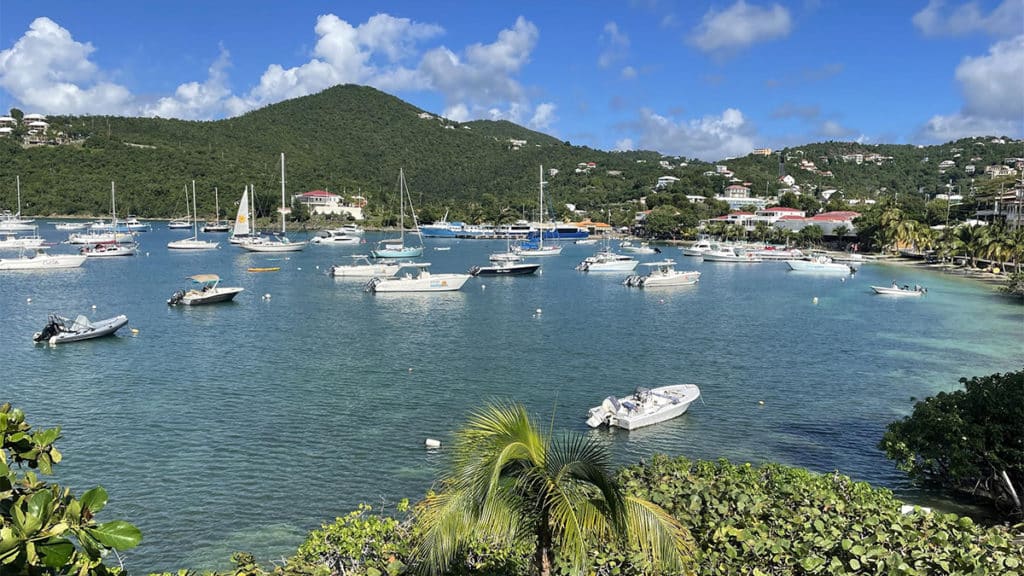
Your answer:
773,210 -> 861,236
293,190 -> 365,220
656,176 -> 680,189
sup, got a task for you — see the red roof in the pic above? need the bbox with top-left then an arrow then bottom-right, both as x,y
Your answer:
778,215 -> 805,220
762,206 -> 803,212
810,211 -> 860,221
299,190 -> 339,198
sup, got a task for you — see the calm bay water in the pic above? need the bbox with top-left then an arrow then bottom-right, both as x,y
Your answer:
3,225 -> 1022,573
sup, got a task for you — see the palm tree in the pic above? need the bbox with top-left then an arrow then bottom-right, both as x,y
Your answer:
413,402 -> 692,576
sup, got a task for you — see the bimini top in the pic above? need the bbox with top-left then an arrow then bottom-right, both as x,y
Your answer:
188,274 -> 220,284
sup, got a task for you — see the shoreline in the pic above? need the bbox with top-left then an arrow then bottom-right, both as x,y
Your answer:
873,256 -> 1013,288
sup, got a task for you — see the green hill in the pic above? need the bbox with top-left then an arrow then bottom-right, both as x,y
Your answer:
0,84 -> 1019,224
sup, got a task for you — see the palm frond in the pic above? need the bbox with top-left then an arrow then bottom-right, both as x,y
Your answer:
545,480 -> 616,572
622,494 -> 695,573
547,434 -> 625,527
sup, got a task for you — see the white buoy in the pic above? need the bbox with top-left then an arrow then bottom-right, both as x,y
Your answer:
481,284 -> 486,290
91,304 -> 97,309
758,400 -> 765,405
26,297 -> 31,303
315,265 -> 319,270
297,267 -> 302,271
536,308 -> 542,315
146,252 -> 150,257
408,367 -> 413,372
812,297 -> 819,305
131,328 -> 139,336
263,293 -> 271,300
425,438 -> 441,449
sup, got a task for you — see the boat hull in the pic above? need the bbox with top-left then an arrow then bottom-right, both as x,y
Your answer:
369,273 -> 470,292
871,286 -> 925,296
0,254 -> 86,270
587,384 -> 700,430
469,263 -> 541,276
33,314 -> 128,344
238,240 -> 306,252
181,287 -> 245,305
371,246 -> 423,258
786,260 -> 851,273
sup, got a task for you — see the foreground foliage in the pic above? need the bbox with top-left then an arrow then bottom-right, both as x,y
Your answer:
881,370 -> 1024,519
0,403 -> 142,574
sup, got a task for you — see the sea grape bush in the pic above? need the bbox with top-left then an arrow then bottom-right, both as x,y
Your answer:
0,403 -> 142,575
618,455 -> 1024,575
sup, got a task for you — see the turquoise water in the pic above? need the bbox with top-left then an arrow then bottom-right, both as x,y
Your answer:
3,227 -> 1022,572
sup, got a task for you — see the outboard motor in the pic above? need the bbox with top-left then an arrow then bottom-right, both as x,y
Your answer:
167,290 -> 186,306
32,318 -> 60,343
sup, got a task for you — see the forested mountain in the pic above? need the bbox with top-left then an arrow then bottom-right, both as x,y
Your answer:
0,83 -> 1019,225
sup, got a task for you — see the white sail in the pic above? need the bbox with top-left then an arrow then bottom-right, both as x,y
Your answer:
234,187 -> 250,236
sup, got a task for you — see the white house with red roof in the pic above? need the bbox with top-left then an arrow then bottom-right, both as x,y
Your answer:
755,206 -> 806,221
292,190 -> 365,219
772,210 -> 861,236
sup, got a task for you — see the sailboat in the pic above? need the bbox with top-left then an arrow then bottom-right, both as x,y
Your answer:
371,168 -> 423,258
167,180 -> 219,250
514,166 -> 562,257
0,176 -> 36,232
82,182 -> 138,257
168,185 -> 193,229
229,185 -> 260,245
202,187 -> 230,232
240,154 -> 307,252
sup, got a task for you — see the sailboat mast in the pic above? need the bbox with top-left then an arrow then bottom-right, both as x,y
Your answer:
399,168 -> 405,242
538,165 -> 544,249
280,153 -> 286,234
191,180 -> 198,237
110,182 -> 116,225
214,187 -> 219,223
15,175 -> 21,216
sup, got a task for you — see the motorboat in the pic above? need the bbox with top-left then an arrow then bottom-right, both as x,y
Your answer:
586,384 -> 701,430
67,230 -> 136,244
371,168 -> 422,258
168,274 -> 244,306
619,240 -> 660,254
337,223 -> 365,236
168,181 -> 220,250
52,221 -> 88,231
576,249 -> 638,272
680,238 -> 714,256
702,244 -> 762,263
0,249 -> 86,270
871,283 -> 926,296
330,255 -> 403,278
82,241 -> 138,257
624,260 -> 700,288
785,255 -> 853,273
748,246 -> 804,260
575,238 -> 599,245
123,216 -> 151,232
32,313 -> 128,344
311,229 -> 361,245
0,231 -> 46,251
364,263 -> 470,292
468,260 -> 541,276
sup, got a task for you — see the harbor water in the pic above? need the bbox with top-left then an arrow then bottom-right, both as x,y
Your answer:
2,226 -> 1022,572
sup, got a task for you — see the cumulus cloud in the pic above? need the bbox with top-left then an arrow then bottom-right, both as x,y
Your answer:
912,0 -> 1023,37
144,46 -> 233,119
598,22 -> 630,68
615,138 -> 634,151
631,107 -> 756,161
0,17 -> 133,114
621,66 -> 638,79
689,1 -> 792,56
529,102 -> 557,130
919,34 -> 1024,140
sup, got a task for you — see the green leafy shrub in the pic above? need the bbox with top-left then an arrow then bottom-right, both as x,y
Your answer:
1,402 -> 142,574
618,455 -> 1024,575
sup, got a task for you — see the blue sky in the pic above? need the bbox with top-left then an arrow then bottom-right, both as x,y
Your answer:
1,1 -> 1021,161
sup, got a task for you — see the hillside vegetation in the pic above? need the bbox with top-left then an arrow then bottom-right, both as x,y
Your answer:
0,84 -> 1019,226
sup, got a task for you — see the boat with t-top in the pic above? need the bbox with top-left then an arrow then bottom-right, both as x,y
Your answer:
364,262 -> 470,292
586,384 -> 701,430
624,260 -> 700,288
330,255 -> 404,278
167,274 -> 244,306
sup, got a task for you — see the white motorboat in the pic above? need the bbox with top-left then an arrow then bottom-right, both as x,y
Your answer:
576,249 -> 638,272
168,181 -> 220,250
67,230 -> 136,244
364,263 -> 470,292
786,255 -> 853,273
702,244 -> 762,263
168,274 -> 244,306
871,284 -> 926,296
586,384 -> 701,430
0,231 -> 46,251
619,240 -> 660,254
337,223 -> 365,236
624,260 -> 700,287
52,221 -> 88,231
123,216 -> 151,232
330,255 -> 403,278
32,313 -> 128,344
311,229 -> 361,245
371,168 -> 423,258
82,241 -> 138,257
0,250 -> 86,270
575,238 -> 599,245
680,238 -> 714,256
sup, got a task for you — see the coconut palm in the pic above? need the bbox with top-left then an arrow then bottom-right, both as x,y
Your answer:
412,402 -> 692,576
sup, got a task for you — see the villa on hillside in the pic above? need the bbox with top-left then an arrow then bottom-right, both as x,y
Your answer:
773,210 -> 861,236
292,190 -> 366,220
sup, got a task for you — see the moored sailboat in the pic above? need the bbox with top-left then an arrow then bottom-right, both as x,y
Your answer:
167,181 -> 219,250
240,154 -> 307,253
371,168 -> 423,258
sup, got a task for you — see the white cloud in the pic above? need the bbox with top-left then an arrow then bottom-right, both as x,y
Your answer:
598,22 -> 630,68
912,0 -> 1023,37
632,108 -> 756,161
0,17 -> 133,114
614,138 -> 634,151
529,102 -> 557,129
621,66 -> 638,79
818,120 -> 855,139
144,46 -> 232,119
690,1 -> 792,56
919,34 -> 1024,140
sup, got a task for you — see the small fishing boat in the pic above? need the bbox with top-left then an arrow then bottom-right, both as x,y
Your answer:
364,263 -> 470,292
785,255 -> 853,273
168,274 -> 244,306
468,260 -> 541,276
624,260 -> 700,287
310,229 -> 361,244
586,384 -> 701,430
0,249 -> 86,270
619,240 -> 660,254
871,283 -> 926,296
32,313 -> 128,344
576,249 -> 638,272
330,255 -> 403,278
